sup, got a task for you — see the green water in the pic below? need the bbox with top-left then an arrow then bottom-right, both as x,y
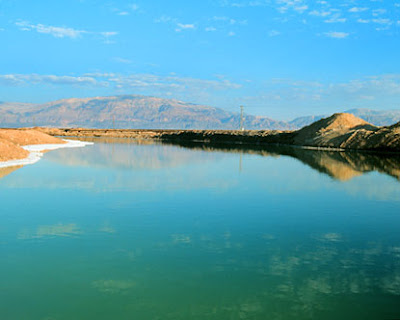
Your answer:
1,139 -> 400,320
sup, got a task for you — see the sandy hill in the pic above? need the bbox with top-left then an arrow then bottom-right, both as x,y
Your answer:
0,129 -> 65,163
291,113 -> 400,151
290,109 -> 400,128
293,113 -> 377,147
0,129 -> 65,146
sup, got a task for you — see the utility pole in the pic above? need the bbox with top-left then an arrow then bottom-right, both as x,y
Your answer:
240,105 -> 244,131
112,115 -> 115,130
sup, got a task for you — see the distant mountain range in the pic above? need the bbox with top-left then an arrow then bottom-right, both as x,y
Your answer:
1,95 -> 400,129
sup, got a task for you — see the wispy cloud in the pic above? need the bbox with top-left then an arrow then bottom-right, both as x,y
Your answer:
237,74 -> 400,117
154,16 -> 196,33
129,4 -> 139,11
175,23 -> 196,32
0,73 -> 241,95
0,74 -> 108,87
348,7 -> 369,13
309,10 -> 331,17
15,20 -> 118,41
268,30 -> 281,37
112,57 -> 132,64
112,3 -> 141,16
324,15 -> 347,23
154,15 -> 176,23
205,26 -> 217,32
324,31 -> 349,39
372,18 -> 392,25
15,21 -> 86,38
220,0 -> 397,36
372,8 -> 387,16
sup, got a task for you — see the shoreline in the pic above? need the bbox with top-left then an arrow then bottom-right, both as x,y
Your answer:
36,126 -> 400,154
0,138 -> 93,169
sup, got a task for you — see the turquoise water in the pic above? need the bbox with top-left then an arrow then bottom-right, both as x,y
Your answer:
1,139 -> 400,320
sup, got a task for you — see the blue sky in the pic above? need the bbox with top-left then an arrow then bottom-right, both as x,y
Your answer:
0,0 -> 399,119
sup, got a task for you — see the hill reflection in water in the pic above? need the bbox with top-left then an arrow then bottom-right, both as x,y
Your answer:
47,137 -> 400,182
160,140 -> 400,181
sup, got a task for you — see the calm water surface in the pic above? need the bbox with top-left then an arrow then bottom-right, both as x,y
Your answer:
1,139 -> 400,320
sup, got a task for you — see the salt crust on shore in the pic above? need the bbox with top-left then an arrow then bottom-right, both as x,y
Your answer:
0,139 -> 93,168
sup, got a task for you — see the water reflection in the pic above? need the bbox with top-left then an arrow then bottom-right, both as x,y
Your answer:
0,165 -> 22,179
1,137 -> 400,319
2,137 -> 400,182
17,223 -> 81,240
161,140 -> 400,181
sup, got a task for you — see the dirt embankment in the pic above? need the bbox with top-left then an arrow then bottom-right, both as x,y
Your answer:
0,129 -> 65,162
36,113 -> 400,153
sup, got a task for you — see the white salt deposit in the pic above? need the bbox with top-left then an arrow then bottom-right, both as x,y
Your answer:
0,139 -> 93,168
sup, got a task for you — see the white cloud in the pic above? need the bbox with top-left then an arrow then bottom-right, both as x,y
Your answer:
113,57 -> 132,64
294,5 -> 308,13
16,21 -> 86,38
228,31 -> 236,36
324,16 -> 347,23
324,31 -> 349,39
154,15 -> 176,23
268,30 -> 281,37
15,21 -> 118,41
348,7 -> 369,13
0,74 -> 107,87
211,16 -> 247,26
309,10 -> 331,17
101,31 -> 118,37
372,8 -> 387,16
372,18 -> 392,25
0,73 -> 242,94
219,0 -> 397,35
155,16 -> 197,33
175,23 -> 195,32
129,4 -> 139,11
205,26 -> 217,32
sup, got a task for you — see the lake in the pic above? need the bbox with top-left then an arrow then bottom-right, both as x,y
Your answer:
1,138 -> 400,320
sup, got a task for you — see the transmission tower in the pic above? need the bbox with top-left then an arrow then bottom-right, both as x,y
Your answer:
240,105 -> 244,131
